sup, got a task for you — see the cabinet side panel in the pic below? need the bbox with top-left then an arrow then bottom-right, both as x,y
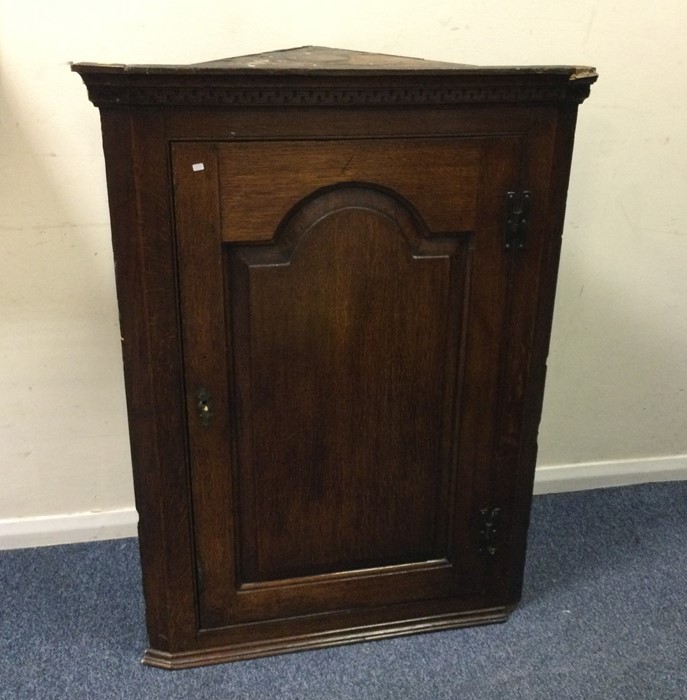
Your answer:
99,110 -> 196,652
504,106 -> 582,603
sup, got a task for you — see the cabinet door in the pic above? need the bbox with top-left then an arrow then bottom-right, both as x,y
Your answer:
171,136 -> 529,638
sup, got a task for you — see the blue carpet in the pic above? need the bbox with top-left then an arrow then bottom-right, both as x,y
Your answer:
1,482 -> 686,699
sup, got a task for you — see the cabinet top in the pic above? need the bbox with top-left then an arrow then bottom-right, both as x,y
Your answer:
72,46 -> 597,108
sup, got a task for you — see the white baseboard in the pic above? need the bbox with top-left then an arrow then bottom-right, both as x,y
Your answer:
533,454 -> 687,494
1,456 -> 686,549
0,508 -> 138,550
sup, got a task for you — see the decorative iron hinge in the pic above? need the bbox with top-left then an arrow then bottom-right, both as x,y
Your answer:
504,190 -> 532,250
479,507 -> 502,556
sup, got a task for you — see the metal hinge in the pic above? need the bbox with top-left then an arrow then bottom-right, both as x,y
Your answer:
479,507 -> 502,556
504,190 -> 532,250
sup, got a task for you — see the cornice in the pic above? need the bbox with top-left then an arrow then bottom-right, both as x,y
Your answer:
80,80 -> 593,108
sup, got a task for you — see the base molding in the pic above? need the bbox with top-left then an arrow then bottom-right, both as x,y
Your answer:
533,454 -> 687,494
142,606 -> 510,669
0,508 -> 138,550
2,455 -> 685,549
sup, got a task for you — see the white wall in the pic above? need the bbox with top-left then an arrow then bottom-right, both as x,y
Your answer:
1,0 -> 686,543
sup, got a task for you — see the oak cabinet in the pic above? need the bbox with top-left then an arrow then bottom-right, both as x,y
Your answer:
73,47 -> 596,668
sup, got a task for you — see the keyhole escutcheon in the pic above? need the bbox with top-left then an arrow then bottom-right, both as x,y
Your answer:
197,388 -> 213,427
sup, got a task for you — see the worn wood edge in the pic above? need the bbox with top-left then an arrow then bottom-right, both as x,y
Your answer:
70,63 -> 596,78
70,47 -> 596,79
141,607 -> 510,669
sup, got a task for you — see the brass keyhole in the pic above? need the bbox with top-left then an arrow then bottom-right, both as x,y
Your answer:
197,389 -> 213,427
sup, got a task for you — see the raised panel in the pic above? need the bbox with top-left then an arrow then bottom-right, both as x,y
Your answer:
228,186 -> 470,584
